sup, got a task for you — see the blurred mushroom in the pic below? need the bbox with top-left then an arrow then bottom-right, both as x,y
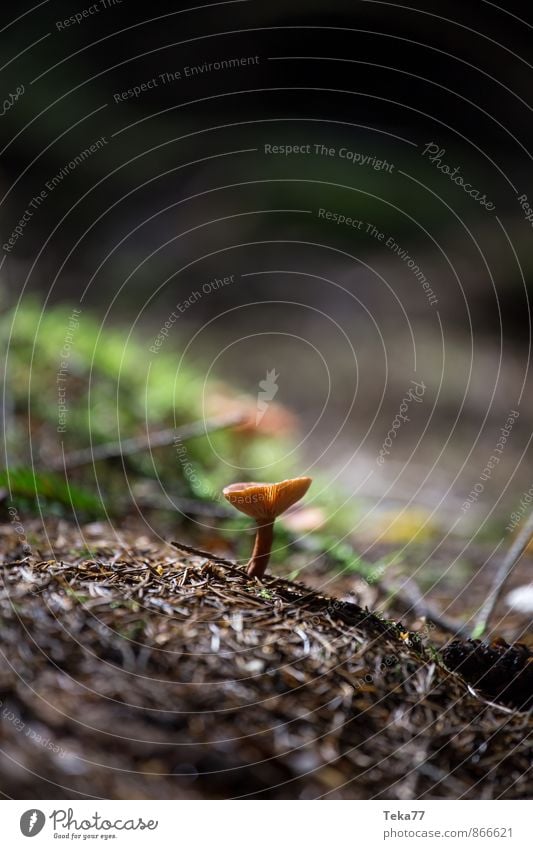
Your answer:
223,477 -> 312,579
205,386 -> 298,437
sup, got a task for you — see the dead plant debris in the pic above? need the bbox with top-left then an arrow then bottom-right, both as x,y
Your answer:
0,522 -> 531,800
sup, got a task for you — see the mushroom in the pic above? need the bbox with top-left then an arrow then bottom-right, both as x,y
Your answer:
223,477 -> 312,579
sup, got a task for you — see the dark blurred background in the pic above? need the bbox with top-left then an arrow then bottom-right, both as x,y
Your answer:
2,0 -> 533,538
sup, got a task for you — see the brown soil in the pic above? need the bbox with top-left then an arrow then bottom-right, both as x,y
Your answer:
0,522 -> 531,800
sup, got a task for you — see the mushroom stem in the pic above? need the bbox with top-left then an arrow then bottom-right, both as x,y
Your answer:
247,520 -> 275,579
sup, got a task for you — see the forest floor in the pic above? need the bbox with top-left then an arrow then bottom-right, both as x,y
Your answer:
1,520 -> 532,800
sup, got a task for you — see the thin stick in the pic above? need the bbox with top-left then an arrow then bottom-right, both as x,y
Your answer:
135,491 -> 232,518
52,413 -> 246,470
170,540 -> 245,575
382,578 -> 469,637
472,509 -> 533,640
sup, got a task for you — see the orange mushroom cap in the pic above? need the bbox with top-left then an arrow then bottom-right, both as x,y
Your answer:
223,477 -> 312,521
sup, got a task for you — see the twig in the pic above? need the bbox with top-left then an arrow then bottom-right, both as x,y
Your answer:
52,413 -> 246,470
465,683 -> 520,715
382,578 -> 470,637
170,540 -> 244,574
472,509 -> 533,640
137,493 -> 232,518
